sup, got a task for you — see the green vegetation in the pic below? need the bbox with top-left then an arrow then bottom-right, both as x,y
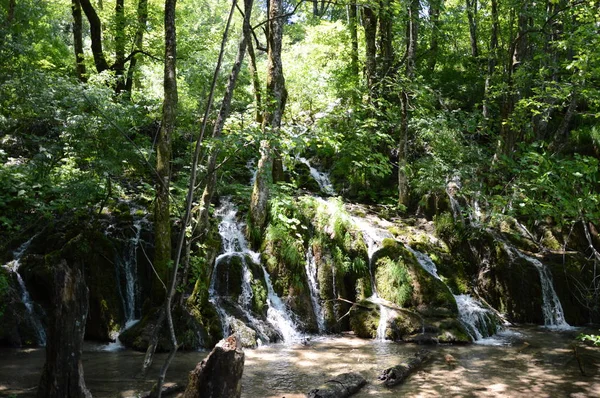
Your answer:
1,0 -> 599,359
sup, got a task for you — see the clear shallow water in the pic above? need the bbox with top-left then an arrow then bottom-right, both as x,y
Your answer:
1,327 -> 598,398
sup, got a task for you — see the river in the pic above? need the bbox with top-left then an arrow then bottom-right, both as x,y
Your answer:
0,327 -> 598,397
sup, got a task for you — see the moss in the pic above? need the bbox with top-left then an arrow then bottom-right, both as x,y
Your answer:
349,301 -> 379,338
541,229 -> 562,251
375,257 -> 413,308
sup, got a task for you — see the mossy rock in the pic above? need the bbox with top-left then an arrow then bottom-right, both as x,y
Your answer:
372,241 -> 457,316
349,300 -> 379,338
211,253 -> 248,300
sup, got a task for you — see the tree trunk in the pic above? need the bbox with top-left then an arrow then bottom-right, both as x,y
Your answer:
246,38 -> 263,123
347,4 -> 359,82
307,373 -> 367,398
6,0 -> 15,27
196,0 -> 254,238
150,2 -> 178,393
71,0 -> 87,82
427,0 -> 443,73
154,0 -> 178,305
378,350 -> 431,387
125,0 -> 149,96
377,0 -> 394,82
250,0 -> 286,233
483,0 -> 498,119
398,0 -> 419,208
37,260 -> 91,398
79,0 -> 110,73
466,0 -> 479,58
182,335 -> 245,398
114,0 -> 126,92
361,6 -> 377,92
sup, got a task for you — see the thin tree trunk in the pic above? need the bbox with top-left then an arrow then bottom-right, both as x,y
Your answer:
361,6 -> 377,93
483,0 -> 498,119
196,0 -> 254,240
6,0 -> 15,27
151,0 -> 178,393
399,0 -> 419,208
149,1 -> 238,394
246,38 -> 263,123
125,0 -> 149,95
72,0 -> 87,82
427,0 -> 443,73
114,0 -> 126,92
347,3 -> 359,82
250,0 -> 286,231
79,0 -> 110,73
466,0 -> 479,58
377,0 -> 394,83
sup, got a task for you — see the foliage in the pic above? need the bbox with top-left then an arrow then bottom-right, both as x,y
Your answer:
577,331 -> 600,346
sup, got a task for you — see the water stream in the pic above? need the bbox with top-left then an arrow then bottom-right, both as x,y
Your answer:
305,246 -> 325,333
351,215 -> 394,341
2,237 -> 46,346
210,198 -> 302,344
298,157 -> 336,196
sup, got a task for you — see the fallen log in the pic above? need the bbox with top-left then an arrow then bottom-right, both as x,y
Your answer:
378,349 -> 430,387
182,334 -> 244,398
307,372 -> 367,398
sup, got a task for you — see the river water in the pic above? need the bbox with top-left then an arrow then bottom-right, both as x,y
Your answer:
1,327 -> 598,397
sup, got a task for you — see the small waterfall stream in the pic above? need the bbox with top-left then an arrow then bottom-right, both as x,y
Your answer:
351,215 -> 394,341
210,199 -> 301,344
298,157 -> 336,196
305,246 -> 325,333
512,249 -> 570,328
2,236 -> 46,346
408,246 -> 501,341
260,265 -> 302,343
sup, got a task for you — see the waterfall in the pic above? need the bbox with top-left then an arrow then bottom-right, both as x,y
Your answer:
305,246 -> 325,333
352,216 -> 393,296
209,199 -> 261,336
454,294 -> 498,340
2,236 -> 46,346
298,157 -> 336,196
516,251 -> 569,328
261,265 -> 302,344
500,239 -> 570,328
352,215 -> 395,340
406,246 -> 441,280
122,209 -> 147,325
408,246 -> 503,341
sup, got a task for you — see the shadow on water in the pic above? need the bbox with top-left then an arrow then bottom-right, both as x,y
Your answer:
1,327 -> 599,398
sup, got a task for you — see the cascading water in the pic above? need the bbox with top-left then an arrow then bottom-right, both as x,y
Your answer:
2,236 -> 46,346
210,199 -> 301,344
513,249 -> 569,328
408,246 -> 502,341
454,294 -> 498,340
351,215 -> 395,341
298,157 -> 336,196
122,208 -> 147,326
406,246 -> 441,280
261,265 -> 303,344
210,199 -> 260,336
305,246 -> 325,333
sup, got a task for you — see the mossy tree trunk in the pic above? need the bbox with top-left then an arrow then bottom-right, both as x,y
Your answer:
250,0 -> 286,235
153,0 -> 178,305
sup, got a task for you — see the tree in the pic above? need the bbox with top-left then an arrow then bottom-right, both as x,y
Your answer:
250,0 -> 287,235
